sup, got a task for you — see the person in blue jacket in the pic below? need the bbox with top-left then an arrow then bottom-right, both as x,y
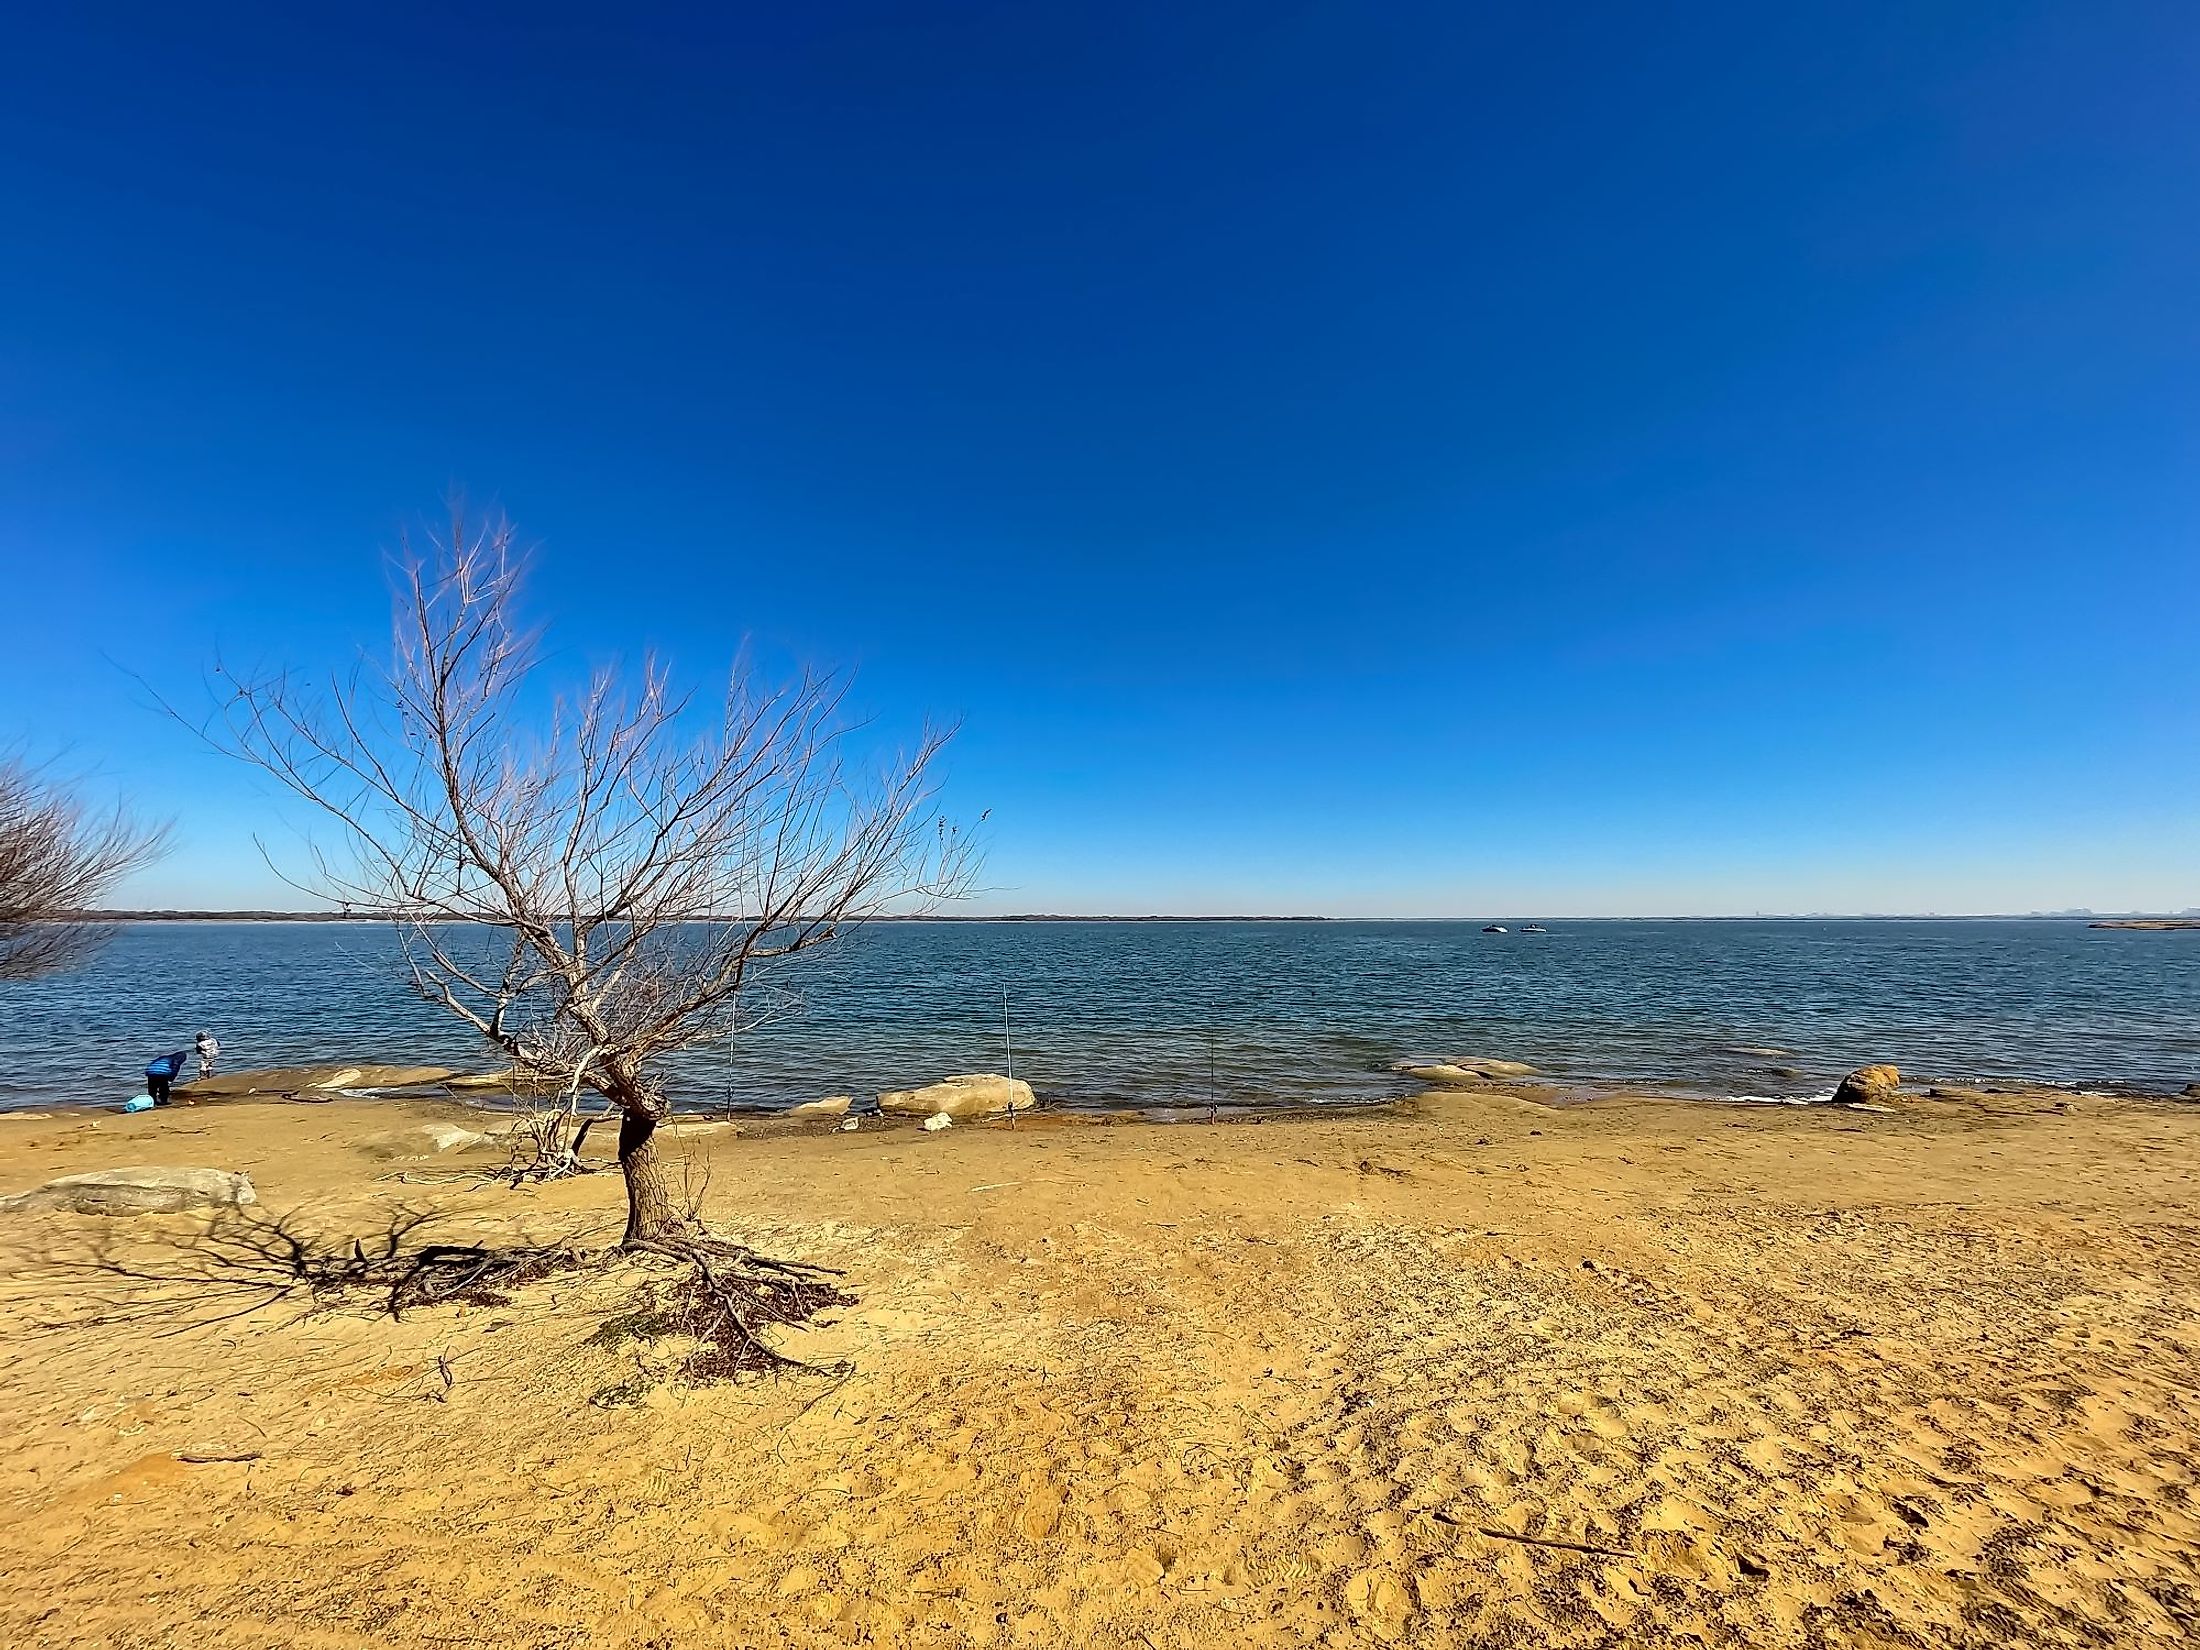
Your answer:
145,1050 -> 189,1106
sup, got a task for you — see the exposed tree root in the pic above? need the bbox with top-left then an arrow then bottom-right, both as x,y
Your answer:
41,1207 -> 849,1382
624,1232 -> 855,1379
356,1233 -> 851,1378
375,1240 -> 587,1314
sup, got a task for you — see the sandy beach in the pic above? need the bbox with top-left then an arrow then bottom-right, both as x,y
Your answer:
2,1084 -> 2195,1648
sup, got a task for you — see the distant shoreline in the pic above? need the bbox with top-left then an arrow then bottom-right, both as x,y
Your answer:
77,910 -> 2200,924
82,910 -> 1339,924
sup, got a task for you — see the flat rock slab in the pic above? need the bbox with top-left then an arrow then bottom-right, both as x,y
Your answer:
1456,1057 -> 1539,1078
658,1120 -> 741,1141
181,1064 -> 460,1099
442,1070 -> 565,1096
356,1124 -> 496,1160
0,1167 -> 258,1216
1392,1058 -> 1540,1084
1397,1064 -> 1493,1087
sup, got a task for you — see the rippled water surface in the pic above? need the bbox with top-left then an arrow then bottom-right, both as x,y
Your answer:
4,919 -> 2196,1112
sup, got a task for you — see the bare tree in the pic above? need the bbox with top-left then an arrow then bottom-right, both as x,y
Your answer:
195,506 -> 972,1255
0,758 -> 168,980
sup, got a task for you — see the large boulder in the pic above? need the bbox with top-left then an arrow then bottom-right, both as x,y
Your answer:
356,1123 -> 495,1160
1831,1064 -> 1901,1106
1,1167 -> 257,1216
879,1074 -> 1035,1120
789,1096 -> 854,1120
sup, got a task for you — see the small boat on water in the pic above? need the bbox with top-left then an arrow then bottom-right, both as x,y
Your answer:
1521,923 -> 1549,934
1481,924 -> 1508,934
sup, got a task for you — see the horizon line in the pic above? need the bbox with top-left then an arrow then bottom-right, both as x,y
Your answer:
78,908 -> 2200,924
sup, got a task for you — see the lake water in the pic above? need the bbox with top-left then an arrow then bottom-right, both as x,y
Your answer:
3,919 -> 2196,1113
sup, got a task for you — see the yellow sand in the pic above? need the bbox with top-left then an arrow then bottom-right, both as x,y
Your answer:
1,1085 -> 2196,1647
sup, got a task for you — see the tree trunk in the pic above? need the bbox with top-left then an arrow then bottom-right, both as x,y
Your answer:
617,1108 -> 681,1246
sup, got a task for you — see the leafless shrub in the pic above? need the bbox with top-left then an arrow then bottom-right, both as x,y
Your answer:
0,756 -> 168,980
187,503 -> 972,1246
170,503 -> 970,1372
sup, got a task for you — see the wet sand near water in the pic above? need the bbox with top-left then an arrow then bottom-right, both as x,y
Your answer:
1,1085 -> 2196,1647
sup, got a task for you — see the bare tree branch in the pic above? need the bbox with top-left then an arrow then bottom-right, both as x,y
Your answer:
0,756 -> 169,980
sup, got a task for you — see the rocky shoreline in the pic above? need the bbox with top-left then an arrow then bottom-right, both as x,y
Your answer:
10,1052 -> 2199,1126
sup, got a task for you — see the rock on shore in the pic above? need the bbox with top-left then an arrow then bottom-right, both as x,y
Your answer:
356,1123 -> 495,1159
1393,1057 -> 1540,1086
442,1069 -> 564,1096
1832,1064 -> 1902,1106
879,1074 -> 1035,1119
1,1166 -> 258,1216
181,1064 -> 460,1099
1395,1064 -> 1489,1087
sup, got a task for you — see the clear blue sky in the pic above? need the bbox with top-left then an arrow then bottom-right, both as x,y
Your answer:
2,2 -> 2194,915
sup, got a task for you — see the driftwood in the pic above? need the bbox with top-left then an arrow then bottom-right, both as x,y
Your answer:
1473,1526 -> 1632,1559
1434,1511 -> 1633,1559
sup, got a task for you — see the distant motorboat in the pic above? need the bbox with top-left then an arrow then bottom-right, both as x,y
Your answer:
1521,923 -> 1550,934
1482,924 -> 1508,934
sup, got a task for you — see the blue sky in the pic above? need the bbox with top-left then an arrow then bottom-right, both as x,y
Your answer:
2,1 -> 2194,915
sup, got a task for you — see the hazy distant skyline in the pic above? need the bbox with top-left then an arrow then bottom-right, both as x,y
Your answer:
4,3 -> 2195,916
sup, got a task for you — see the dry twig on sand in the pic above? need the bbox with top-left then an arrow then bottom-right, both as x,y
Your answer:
1431,1510 -> 1634,1560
